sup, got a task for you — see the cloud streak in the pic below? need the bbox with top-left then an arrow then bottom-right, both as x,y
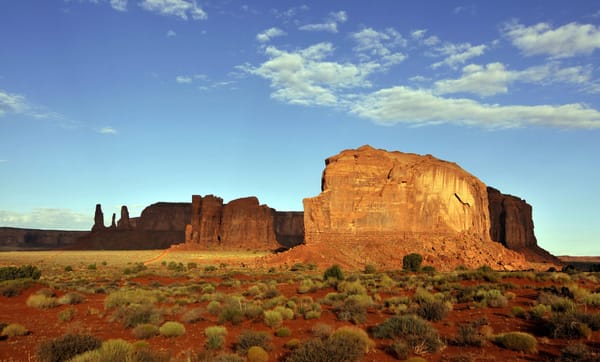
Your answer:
299,10 -> 347,33
256,27 -> 286,43
0,208 -> 91,230
503,21 -> 600,58
139,0 -> 207,20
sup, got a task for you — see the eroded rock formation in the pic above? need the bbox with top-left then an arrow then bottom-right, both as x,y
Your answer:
274,212 -> 305,248
117,206 -> 132,230
91,204 -> 105,232
304,145 -> 491,244
186,195 -> 280,250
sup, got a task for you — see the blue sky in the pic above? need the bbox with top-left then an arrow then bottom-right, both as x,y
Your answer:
1,0 -> 599,255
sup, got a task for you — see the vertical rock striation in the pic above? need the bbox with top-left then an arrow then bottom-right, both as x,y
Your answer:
91,204 -> 105,232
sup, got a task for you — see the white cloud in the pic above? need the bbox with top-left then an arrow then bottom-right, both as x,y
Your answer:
432,43 -> 486,69
503,21 -> 600,58
99,126 -> 117,134
351,86 -> 600,129
351,28 -> 407,67
247,43 -> 375,106
299,10 -> 347,33
272,5 -> 309,23
256,27 -> 286,43
139,0 -> 207,20
434,62 -> 593,97
176,75 -> 193,84
110,0 -> 127,11
166,29 -> 176,37
0,90 -> 28,116
175,74 -> 207,84
411,29 -> 427,40
0,209 -> 92,230
424,36 -> 440,46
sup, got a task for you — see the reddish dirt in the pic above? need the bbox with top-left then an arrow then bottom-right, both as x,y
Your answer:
1,273 -> 599,361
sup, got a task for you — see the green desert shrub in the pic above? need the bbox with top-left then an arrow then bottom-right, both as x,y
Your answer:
529,304 -> 551,319
235,330 -> 272,356
323,264 -> 344,281
334,297 -> 369,324
104,289 -> 160,310
96,339 -> 133,361
247,346 -> 269,362
275,327 -> 291,337
0,265 -> 41,281
584,293 -> 600,308
158,321 -> 185,337
560,342 -> 593,361
363,264 -> 376,274
477,289 -> 507,308
511,306 -> 527,319
1,323 -> 29,337
132,323 -> 159,339
493,332 -> 537,353
264,310 -> 283,328
207,300 -> 221,316
403,253 -> 423,272
37,334 -> 102,362
219,302 -> 244,325
205,326 -> 228,350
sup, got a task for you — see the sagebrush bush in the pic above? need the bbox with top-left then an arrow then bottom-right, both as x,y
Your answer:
264,310 -> 283,328
275,327 -> 291,337
181,307 -> 205,323
455,318 -> 488,347
104,289 -> 159,310
158,321 -> 185,337
415,299 -> 451,322
207,300 -> 221,316
334,297 -> 368,324
493,332 -> 537,353
286,326 -> 373,362
549,312 -> 592,339
37,334 -> 102,362
58,307 -> 76,322
372,314 -> 444,353
27,294 -> 58,309
235,330 -> 272,356
205,325 -> 228,350
111,303 -> 163,328
1,323 -> 28,337
132,323 -> 159,339
0,278 -> 34,297
58,292 -> 85,305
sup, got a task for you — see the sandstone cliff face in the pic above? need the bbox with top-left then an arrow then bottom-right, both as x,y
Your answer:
304,145 -> 491,244
91,204 -> 105,232
186,195 -> 280,250
117,206 -> 132,230
0,227 -> 86,249
137,203 -> 192,231
274,212 -> 305,248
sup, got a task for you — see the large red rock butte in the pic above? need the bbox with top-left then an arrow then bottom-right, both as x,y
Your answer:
270,145 -> 554,270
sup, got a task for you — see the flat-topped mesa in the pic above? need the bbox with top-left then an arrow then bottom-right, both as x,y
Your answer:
186,195 -> 280,250
304,145 -> 491,245
91,204 -> 106,232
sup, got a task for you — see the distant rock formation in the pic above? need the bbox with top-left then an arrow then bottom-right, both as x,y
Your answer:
110,213 -> 117,229
71,202 -> 192,250
185,195 -> 280,250
91,204 -> 105,232
0,227 -> 87,250
274,212 -> 305,248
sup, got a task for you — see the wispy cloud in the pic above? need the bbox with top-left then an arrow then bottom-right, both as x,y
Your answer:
299,10 -> 347,33
166,29 -> 176,37
351,86 -> 600,129
431,42 -> 487,69
110,0 -> 127,11
0,89 -> 64,121
503,21 -> 600,58
0,208 -> 91,230
139,0 -> 207,20
175,74 -> 207,84
99,126 -> 117,134
434,61 -> 593,97
256,27 -> 286,43
0,159 -> 7,164
351,27 -> 407,67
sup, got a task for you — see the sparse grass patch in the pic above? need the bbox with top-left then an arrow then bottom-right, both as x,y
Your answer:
205,325 -> 228,350
37,334 -> 102,362
58,307 -> 76,322
235,330 -> 272,356
132,323 -> 159,339
27,294 -> 59,309
1,323 -> 29,337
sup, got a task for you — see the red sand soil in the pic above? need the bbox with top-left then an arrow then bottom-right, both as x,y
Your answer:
1,273 -> 599,361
